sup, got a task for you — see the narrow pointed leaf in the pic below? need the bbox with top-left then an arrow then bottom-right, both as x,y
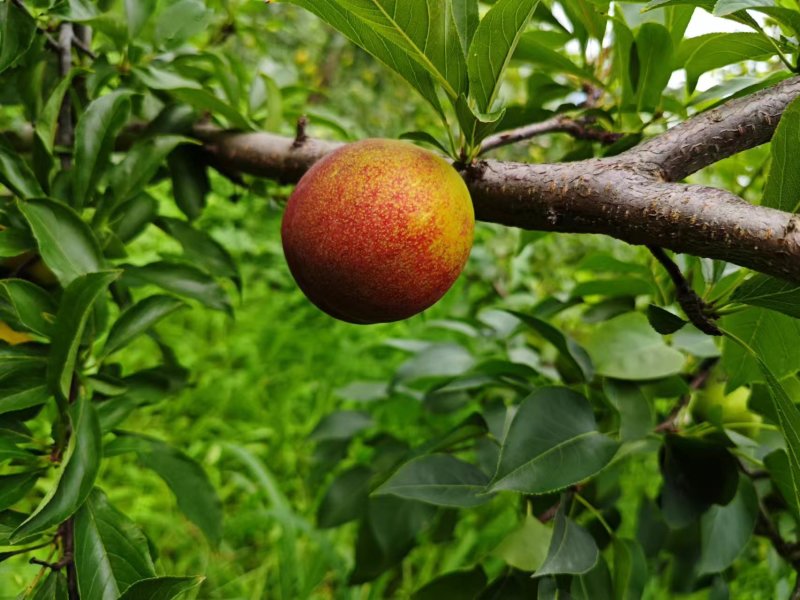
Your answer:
117,576 -> 204,600
0,146 -> 44,199
103,295 -> 186,357
0,279 -> 56,338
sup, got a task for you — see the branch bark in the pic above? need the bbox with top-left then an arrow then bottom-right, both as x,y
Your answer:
479,115 -> 623,154
195,76 -> 800,284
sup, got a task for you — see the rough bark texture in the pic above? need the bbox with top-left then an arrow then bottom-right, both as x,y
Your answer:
194,76 -> 800,283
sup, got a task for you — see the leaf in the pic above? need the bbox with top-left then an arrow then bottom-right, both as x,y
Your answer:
155,218 -> 240,288
721,308 -> 800,389
0,0 -> 36,74
74,488 -> 156,599
763,97 -> 800,213
635,23 -> 673,112
534,505 -> 599,577
0,279 -> 56,338
154,0 -> 210,48
103,295 -> 186,357
19,198 -> 105,286
489,387 -> 619,494
168,146 -> 210,221
413,566 -> 486,600
0,145 -> 44,199
493,512 -> 553,572
36,70 -> 84,155
731,274 -> 800,319
12,394 -> 102,542
280,1 -> 443,115
318,466 -> 373,528
121,262 -> 231,314
697,475 -> 758,574
682,33 -> 777,92
764,449 -> 800,520
398,131 -> 450,154
0,226 -> 35,257
713,0 -> 775,16
0,383 -> 50,415
613,538 -> 648,600
510,311 -> 594,381
0,471 -> 40,511
585,312 -> 686,381
515,32 -> 596,80
26,571 -> 68,600
109,136 -> 189,204
310,411 -> 373,442
452,0 -> 479,55
334,381 -> 388,403
48,271 -> 119,400
604,380 -> 654,442
167,88 -> 252,131
110,193 -> 158,243
125,0 -> 157,37
375,454 -> 491,507
73,91 -> 134,207
107,434 -> 222,545
395,343 -> 475,383
468,0 -> 540,112
117,577 -> 204,600
646,305 -> 686,335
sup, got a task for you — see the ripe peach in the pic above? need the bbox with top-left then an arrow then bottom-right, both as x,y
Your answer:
281,139 -> 474,324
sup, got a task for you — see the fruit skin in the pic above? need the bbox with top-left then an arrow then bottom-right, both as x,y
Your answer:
281,139 -> 474,324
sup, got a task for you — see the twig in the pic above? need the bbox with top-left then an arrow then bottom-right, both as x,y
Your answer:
292,115 -> 309,149
56,23 -> 74,170
11,0 -> 95,59
647,246 -> 721,336
479,115 -> 623,154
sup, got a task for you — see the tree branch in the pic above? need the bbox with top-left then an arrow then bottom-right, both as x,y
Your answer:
480,115 -> 623,154
193,76 -> 800,284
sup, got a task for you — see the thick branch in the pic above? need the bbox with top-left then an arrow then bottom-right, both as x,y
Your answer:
194,77 -> 800,283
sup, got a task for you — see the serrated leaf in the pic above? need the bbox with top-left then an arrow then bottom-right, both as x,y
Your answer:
731,274 -> 800,319
763,96 -> 800,213
74,488 -> 156,599
18,198 -> 105,286
73,91 -> 134,207
489,387 -> 619,494
103,295 -> 186,357
534,504 -> 599,577
12,395 -> 102,542
121,262 -> 231,314
713,0 -> 774,16
48,271 -> 120,399
375,454 -> 491,507
117,577 -> 204,600
468,0 -> 540,112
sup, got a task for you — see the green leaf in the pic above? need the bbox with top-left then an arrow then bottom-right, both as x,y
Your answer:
395,343 -> 475,383
585,312 -> 686,381
375,454 -> 491,507
0,0 -> 36,74
279,1 -> 443,115
412,567 -> 486,600
168,147 -> 210,221
109,136 -> 189,204
0,471 -> 39,511
635,23 -> 673,112
764,449 -> 800,520
36,70 -> 84,155
106,434 -> 222,545
121,262 -> 231,314
731,274 -> 800,319
682,33 -> 776,91
515,32 -> 597,80
19,198 -> 105,286
154,0 -> 210,48
110,193 -> 158,243
26,571 -> 69,600
0,145 -> 44,199
713,0 -> 775,16
763,97 -> 800,213
0,383 -> 50,415
125,0 -> 157,37
73,91 -> 134,207
721,308 -> 800,389
318,466 -> 373,528
489,387 -> 619,494
697,475 -> 758,574
0,279 -> 56,338
604,380 -> 654,442
398,131 -> 451,155
646,305 -> 686,335
74,488 -> 156,599
103,295 -> 186,357
492,512 -> 553,572
452,0 -> 479,55
468,0 -> 540,112
613,538 -> 647,600
168,88 -> 252,131
12,394 -> 102,542
48,271 -> 120,399
0,226 -> 35,257
510,311 -> 594,381
155,218 -> 240,288
117,577 -> 204,600
310,410 -> 373,442
534,504 -> 599,577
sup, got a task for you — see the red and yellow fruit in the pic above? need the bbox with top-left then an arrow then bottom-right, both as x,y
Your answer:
281,139 -> 474,324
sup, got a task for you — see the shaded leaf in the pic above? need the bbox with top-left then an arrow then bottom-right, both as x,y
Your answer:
492,512 -> 553,572
0,146 -> 44,199
732,274 -> 800,319
0,279 -> 56,338
510,310 -> 593,381
534,505 -> 599,577
121,262 -> 231,314
763,96 -> 800,213
117,577 -> 204,600
103,295 -> 186,357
